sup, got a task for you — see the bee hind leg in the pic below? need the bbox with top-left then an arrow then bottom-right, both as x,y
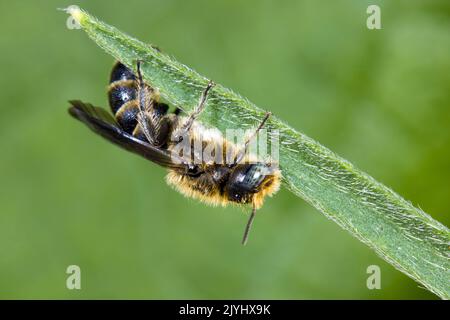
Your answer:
135,60 -> 170,146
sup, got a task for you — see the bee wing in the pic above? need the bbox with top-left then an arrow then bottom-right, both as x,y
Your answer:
68,100 -> 189,170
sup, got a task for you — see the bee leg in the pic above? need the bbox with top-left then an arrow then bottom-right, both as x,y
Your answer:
181,80 -> 215,133
135,60 -> 154,142
135,60 -> 169,146
234,112 -> 271,165
174,107 -> 183,115
241,203 -> 257,245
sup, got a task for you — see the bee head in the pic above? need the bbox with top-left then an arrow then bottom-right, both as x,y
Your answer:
226,163 -> 276,204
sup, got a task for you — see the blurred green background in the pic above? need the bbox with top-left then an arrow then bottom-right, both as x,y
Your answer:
0,0 -> 448,299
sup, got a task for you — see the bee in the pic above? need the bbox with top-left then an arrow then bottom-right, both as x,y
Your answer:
69,60 -> 281,244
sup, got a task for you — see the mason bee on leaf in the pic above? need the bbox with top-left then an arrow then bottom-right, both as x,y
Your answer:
69,60 -> 281,244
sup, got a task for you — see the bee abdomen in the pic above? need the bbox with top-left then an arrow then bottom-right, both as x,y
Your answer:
115,100 -> 139,133
110,61 -> 136,83
108,61 -> 170,141
108,62 -> 139,134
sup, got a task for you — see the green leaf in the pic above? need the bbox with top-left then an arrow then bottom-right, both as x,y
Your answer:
65,6 -> 450,299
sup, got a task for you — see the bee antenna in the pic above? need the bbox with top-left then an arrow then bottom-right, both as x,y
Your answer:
241,203 -> 257,245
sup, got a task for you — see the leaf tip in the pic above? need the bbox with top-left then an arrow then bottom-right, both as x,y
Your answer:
59,5 -> 86,25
